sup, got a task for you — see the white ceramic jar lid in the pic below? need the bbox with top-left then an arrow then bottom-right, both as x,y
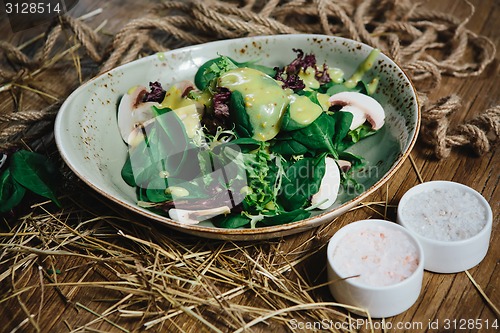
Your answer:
397,181 -> 493,273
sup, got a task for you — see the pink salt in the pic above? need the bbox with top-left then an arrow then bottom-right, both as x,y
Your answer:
331,224 -> 419,287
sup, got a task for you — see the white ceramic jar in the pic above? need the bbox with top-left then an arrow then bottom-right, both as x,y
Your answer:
326,219 -> 424,318
397,181 -> 493,273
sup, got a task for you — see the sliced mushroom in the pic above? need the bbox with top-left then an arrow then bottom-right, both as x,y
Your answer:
117,85 -> 158,144
311,157 -> 341,210
177,80 -> 197,97
340,105 -> 366,130
0,153 -> 7,169
336,160 -> 352,173
168,206 -> 231,225
119,83 -> 205,146
161,82 -> 203,110
329,91 -> 385,130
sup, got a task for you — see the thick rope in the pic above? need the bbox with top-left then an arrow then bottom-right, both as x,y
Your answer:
0,0 -> 497,158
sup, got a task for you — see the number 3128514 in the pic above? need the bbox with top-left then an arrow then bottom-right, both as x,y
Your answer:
5,2 -> 62,14
443,319 -> 498,330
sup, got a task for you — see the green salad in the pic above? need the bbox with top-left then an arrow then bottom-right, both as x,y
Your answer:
117,48 -> 385,228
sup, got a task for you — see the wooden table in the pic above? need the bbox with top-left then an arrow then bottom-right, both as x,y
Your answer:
0,0 -> 498,332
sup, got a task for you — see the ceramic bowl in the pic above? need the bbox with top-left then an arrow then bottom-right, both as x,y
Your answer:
397,181 -> 493,273
55,34 -> 420,240
327,219 -> 425,318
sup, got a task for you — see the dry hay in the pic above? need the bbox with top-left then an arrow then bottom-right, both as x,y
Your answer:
1,184 -> 394,332
0,0 -> 499,332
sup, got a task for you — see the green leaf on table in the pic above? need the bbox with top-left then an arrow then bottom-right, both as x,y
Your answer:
10,150 -> 61,207
0,168 -> 26,213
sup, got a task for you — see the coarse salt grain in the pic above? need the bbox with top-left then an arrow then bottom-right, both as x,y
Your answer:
331,224 -> 419,287
401,188 -> 487,241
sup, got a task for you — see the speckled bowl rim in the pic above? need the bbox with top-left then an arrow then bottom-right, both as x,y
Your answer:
55,34 -> 421,240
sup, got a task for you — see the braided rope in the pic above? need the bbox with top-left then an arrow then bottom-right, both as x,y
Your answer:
0,0 -> 497,158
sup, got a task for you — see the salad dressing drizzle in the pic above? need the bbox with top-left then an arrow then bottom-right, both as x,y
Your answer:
344,49 -> 380,89
288,94 -> 323,126
219,68 -> 288,141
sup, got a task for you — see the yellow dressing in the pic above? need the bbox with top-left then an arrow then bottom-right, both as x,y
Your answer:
367,77 -> 379,95
298,67 -> 320,90
344,49 -> 380,89
288,94 -> 323,126
165,186 -> 190,198
172,104 -> 202,139
127,85 -> 139,95
196,90 -> 212,107
156,52 -> 166,61
327,68 -> 344,83
219,68 -> 288,141
160,85 -> 196,110
316,93 -> 331,111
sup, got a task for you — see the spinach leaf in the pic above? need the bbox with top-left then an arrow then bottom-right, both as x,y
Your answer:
280,106 -> 306,132
137,186 -> 149,202
125,110 -> 200,205
10,150 -> 61,207
0,169 -> 26,213
331,111 -> 353,148
278,154 -> 326,211
213,213 -> 251,228
336,123 -> 378,151
129,155 -> 162,189
291,113 -> 338,158
144,176 -> 171,203
195,56 -> 276,91
270,134 -> 309,156
152,105 -> 172,117
280,91 -> 327,133
258,209 -> 310,226
230,90 -> 253,138
145,177 -> 209,203
338,151 -> 364,170
125,130 -> 163,189
121,153 -> 136,187
143,111 -> 195,179
348,123 -> 377,143
195,56 -> 238,90
233,59 -> 275,77
217,137 -> 260,153
295,90 -> 321,104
